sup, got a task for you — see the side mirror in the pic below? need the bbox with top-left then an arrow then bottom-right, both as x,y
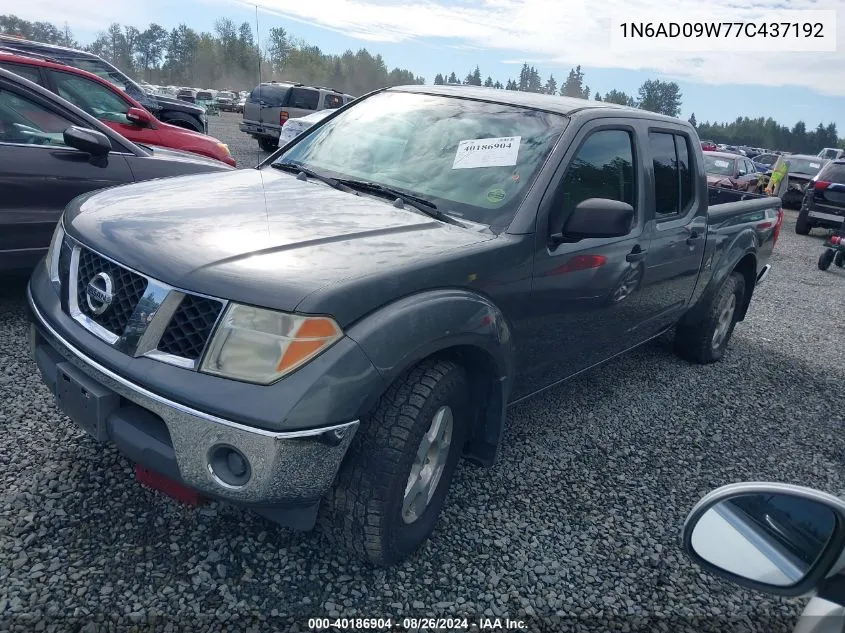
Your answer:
552,198 -> 634,245
62,126 -> 111,157
126,107 -> 154,126
683,482 -> 845,597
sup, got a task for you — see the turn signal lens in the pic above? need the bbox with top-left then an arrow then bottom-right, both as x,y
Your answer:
200,304 -> 342,384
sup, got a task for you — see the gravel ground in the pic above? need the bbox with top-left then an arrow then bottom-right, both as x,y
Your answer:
212,111 -> 274,168
1,117 -> 844,632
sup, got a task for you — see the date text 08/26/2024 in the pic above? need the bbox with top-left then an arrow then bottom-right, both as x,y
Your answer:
307,617 -> 528,630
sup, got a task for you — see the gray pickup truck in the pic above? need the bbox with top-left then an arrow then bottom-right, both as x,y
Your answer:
27,85 -> 782,566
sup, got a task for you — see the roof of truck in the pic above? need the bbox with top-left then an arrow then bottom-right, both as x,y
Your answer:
390,84 -> 685,123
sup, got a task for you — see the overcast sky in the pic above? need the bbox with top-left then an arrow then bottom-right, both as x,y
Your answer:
6,0 -> 844,134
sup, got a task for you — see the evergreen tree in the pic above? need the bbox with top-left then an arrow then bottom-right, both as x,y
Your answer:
434,73 -> 445,85
543,74 -> 557,95
688,113 -> 697,127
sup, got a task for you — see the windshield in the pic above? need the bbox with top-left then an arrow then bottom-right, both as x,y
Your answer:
271,91 -> 567,227
787,157 -> 826,175
818,163 -> 845,184
704,154 -> 735,176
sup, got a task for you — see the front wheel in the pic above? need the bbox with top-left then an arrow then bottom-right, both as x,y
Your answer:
819,249 -> 835,270
675,272 -> 745,364
795,207 -> 812,235
319,359 -> 470,566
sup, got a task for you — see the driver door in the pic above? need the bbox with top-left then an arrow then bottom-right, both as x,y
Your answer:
0,78 -> 133,269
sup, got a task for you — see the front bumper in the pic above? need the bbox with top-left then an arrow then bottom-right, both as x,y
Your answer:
28,287 -> 358,524
239,121 -> 279,138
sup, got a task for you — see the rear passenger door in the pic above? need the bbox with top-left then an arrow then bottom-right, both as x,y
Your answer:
287,87 -> 319,119
638,128 -> 707,333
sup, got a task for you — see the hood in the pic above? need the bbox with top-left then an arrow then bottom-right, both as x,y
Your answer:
138,144 -> 233,169
64,168 -> 495,320
156,121 -> 225,148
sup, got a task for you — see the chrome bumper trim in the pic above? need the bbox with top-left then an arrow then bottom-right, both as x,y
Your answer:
28,287 -> 359,503
756,264 -> 772,285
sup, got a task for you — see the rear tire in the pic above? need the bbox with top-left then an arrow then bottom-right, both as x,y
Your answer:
258,137 -> 278,152
675,272 -> 745,364
834,251 -> 844,268
795,207 -> 811,235
319,359 -> 470,566
819,249 -> 835,271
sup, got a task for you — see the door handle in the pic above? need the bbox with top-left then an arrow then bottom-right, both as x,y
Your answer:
626,246 -> 647,262
686,230 -> 700,246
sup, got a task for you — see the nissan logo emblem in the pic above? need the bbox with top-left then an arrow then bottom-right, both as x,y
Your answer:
85,272 -> 114,315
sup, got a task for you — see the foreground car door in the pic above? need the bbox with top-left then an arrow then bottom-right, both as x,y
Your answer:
0,79 -> 133,269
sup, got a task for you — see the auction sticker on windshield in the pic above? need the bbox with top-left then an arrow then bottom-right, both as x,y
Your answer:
453,136 -> 521,169
714,160 -> 730,168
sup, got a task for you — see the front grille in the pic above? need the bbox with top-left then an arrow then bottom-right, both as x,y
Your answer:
75,247 -> 148,335
157,294 -> 224,360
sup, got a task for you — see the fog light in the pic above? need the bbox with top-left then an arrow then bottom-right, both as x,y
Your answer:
207,444 -> 251,488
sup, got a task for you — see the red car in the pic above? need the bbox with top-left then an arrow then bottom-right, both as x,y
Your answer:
0,52 -> 235,166
700,140 -> 717,152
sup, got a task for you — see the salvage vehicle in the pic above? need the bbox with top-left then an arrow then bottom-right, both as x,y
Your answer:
27,85 -> 782,565
0,68 -> 232,271
215,91 -> 237,112
684,482 -> 845,633
0,36 -> 209,134
780,154 -> 829,210
0,52 -> 235,166
703,150 -> 761,192
276,108 -> 333,148
796,159 -> 845,235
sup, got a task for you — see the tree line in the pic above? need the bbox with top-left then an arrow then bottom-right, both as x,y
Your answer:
435,64 -> 683,117
1,13 -> 840,150
0,14 -> 425,95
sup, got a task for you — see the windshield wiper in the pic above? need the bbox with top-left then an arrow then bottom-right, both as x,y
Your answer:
336,179 -> 466,227
271,162 -> 357,195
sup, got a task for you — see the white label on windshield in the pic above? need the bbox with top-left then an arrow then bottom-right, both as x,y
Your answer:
810,162 -> 821,169
713,160 -> 730,168
452,136 -> 521,169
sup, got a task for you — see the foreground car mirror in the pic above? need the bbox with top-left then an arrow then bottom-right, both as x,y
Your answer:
683,482 -> 845,597
63,126 -> 111,157
552,198 -> 634,245
126,107 -> 154,127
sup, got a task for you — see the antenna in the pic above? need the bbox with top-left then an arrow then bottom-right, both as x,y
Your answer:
255,4 -> 262,167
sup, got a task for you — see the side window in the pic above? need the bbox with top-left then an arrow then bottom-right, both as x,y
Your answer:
649,131 -> 695,216
0,87 -> 72,147
560,129 -> 636,224
650,132 -> 678,215
290,88 -> 318,110
0,62 -> 42,85
47,71 -> 130,124
323,94 -> 343,109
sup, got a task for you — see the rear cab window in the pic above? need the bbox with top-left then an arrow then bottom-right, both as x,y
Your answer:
649,131 -> 694,216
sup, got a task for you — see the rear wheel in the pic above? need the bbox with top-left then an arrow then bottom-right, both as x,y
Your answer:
795,207 -> 812,235
161,117 -> 202,133
258,137 -> 277,152
319,359 -> 470,566
819,249 -> 835,271
834,251 -> 844,268
675,272 -> 745,364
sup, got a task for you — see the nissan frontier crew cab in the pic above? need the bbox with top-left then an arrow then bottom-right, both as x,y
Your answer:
27,85 -> 783,566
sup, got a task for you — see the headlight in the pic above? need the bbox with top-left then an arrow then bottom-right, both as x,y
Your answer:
200,304 -> 342,384
45,220 -> 65,293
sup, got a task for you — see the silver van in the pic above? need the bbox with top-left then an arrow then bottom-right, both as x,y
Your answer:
239,82 -> 354,151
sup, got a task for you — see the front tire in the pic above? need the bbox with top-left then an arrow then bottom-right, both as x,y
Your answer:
319,359 -> 469,566
675,272 -> 745,364
819,249 -> 835,270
